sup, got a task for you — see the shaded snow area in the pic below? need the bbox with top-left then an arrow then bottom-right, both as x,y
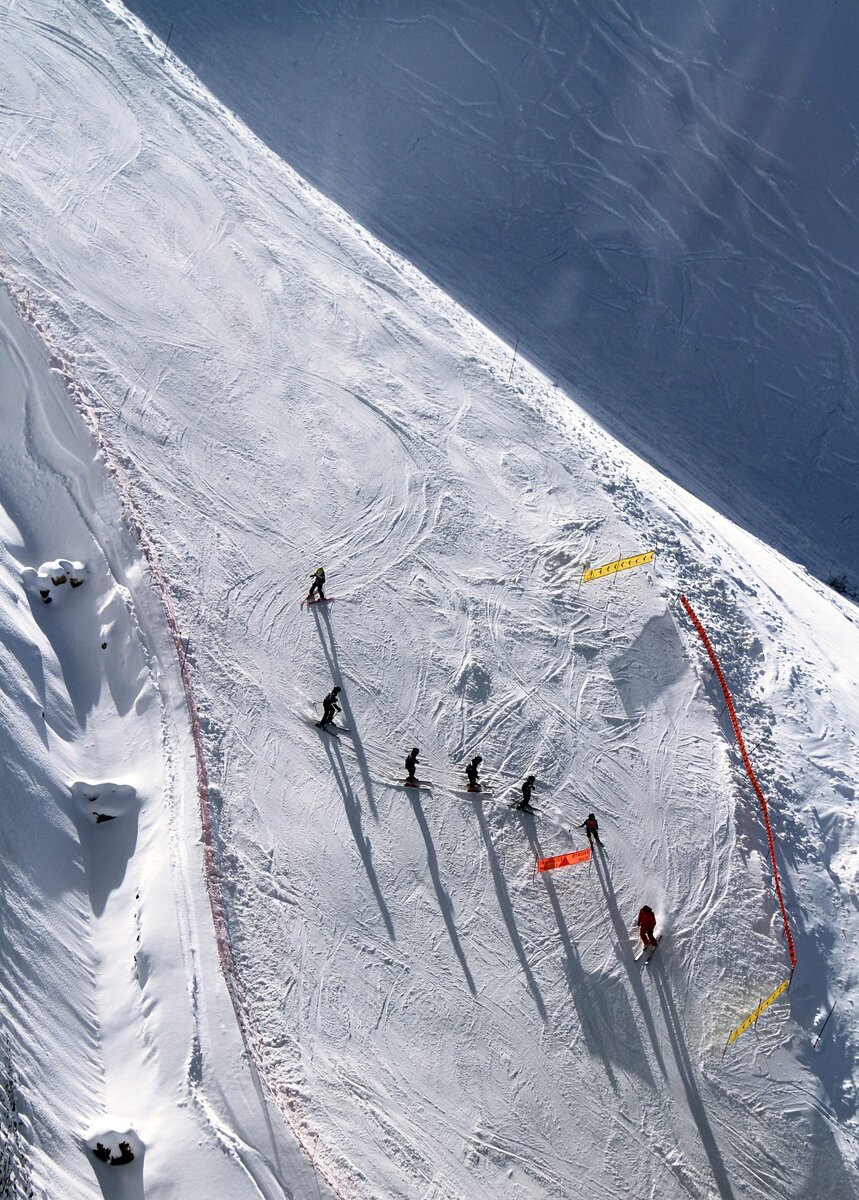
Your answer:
122,0 -> 859,583
0,294 -> 338,1198
0,2 -> 857,1199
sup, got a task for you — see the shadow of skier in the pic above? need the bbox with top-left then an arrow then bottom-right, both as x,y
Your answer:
651,962 -> 737,1199
519,814 -> 623,1093
312,603 -> 377,819
472,799 -> 547,1021
592,847 -> 669,1080
406,788 -> 477,994
320,728 -> 395,940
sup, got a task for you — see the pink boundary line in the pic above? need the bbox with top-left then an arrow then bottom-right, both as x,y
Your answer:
8,282 -> 351,1200
680,594 -> 797,970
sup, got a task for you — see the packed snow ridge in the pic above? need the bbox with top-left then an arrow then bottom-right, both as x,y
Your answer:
0,3 -> 857,1199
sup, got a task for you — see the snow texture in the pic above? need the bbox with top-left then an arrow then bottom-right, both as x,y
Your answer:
123,0 -> 859,582
0,2 -> 857,1198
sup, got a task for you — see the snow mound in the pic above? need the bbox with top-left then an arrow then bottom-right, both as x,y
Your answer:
70,780 -> 139,824
21,557 -> 86,604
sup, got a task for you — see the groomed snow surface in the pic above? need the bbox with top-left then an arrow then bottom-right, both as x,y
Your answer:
0,2 -> 857,1199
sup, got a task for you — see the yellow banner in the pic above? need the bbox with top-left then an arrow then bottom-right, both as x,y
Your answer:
727,979 -> 790,1046
582,551 -> 655,583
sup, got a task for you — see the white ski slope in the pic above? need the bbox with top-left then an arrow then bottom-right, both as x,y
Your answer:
0,2 -> 857,1198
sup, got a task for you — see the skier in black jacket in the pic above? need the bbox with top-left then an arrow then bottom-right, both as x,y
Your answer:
307,566 -> 326,602
316,685 -> 341,728
465,755 -> 483,792
515,775 -> 536,810
405,747 -> 420,787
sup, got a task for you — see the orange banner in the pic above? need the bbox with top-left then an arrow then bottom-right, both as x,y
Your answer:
537,848 -> 591,872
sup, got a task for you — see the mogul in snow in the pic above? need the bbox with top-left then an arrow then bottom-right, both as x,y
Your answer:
636,904 -> 658,948
515,774 -> 536,810
316,685 -> 341,729
405,747 -> 420,787
465,755 -> 483,792
579,812 -> 603,847
307,565 -> 326,602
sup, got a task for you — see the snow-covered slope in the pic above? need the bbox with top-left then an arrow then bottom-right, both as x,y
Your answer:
0,1 -> 857,1198
122,0 -> 859,582
0,289 -> 338,1199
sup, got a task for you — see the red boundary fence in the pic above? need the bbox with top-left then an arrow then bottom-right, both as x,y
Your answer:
10,284 -> 350,1200
680,595 -> 796,970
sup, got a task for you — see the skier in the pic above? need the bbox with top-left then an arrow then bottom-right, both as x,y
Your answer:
307,565 -> 326,602
465,755 -> 483,792
515,775 -> 536,810
316,685 -> 341,729
636,905 -> 658,948
579,812 -> 603,847
405,747 -> 420,787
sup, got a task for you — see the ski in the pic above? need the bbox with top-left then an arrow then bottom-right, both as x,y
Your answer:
635,936 -> 662,964
390,778 -> 434,789
306,717 -> 349,735
644,940 -> 662,966
508,802 -> 541,814
299,597 -> 335,607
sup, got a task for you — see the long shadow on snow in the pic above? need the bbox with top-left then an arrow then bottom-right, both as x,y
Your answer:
591,847 -> 668,1081
23,586 -> 103,729
312,604 -> 377,819
519,815 -> 654,1094
406,788 -> 476,995
471,798 -> 547,1022
69,800 -> 141,919
88,1154 -> 145,1200
318,730 -> 395,941
651,962 -> 737,1200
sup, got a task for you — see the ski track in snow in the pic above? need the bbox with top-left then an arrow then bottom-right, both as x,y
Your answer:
0,2 -> 857,1199
122,0 -> 859,584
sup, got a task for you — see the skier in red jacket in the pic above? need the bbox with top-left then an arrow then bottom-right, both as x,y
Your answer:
636,905 -> 658,948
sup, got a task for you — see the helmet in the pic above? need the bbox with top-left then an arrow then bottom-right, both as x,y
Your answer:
527,775 -> 536,783
332,685 -> 341,695
315,566 -> 324,575
411,747 -> 419,755
588,812 -> 595,819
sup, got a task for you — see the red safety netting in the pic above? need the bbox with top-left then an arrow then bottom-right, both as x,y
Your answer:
680,595 -> 796,970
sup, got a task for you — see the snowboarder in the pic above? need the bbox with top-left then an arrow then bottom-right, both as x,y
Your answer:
515,775 -> 536,809
111,1142 -> 135,1166
92,1144 -> 111,1163
307,566 -> 326,602
316,685 -> 341,729
636,905 -> 658,948
405,747 -> 420,787
465,755 -> 483,792
579,812 -> 603,847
